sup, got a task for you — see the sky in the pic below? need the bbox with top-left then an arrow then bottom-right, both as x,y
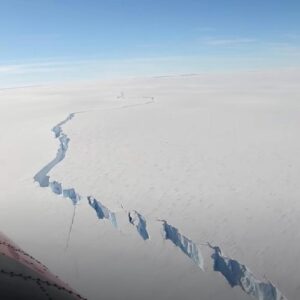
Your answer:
1,0 -> 300,86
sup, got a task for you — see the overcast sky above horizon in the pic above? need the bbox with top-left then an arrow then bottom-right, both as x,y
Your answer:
1,0 -> 300,86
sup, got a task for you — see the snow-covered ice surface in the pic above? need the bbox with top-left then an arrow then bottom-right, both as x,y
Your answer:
0,70 -> 299,300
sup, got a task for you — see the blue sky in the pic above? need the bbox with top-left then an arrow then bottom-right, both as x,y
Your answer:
1,0 -> 300,86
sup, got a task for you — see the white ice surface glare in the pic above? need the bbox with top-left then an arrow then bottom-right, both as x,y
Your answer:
1,71 -> 299,300
34,105 -> 287,300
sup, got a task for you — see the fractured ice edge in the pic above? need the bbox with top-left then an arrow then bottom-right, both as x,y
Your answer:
88,196 -> 117,228
63,188 -> 81,205
34,113 -> 73,188
208,244 -> 287,300
33,113 -> 81,205
161,220 -> 204,270
34,112 -> 288,300
128,210 -> 149,240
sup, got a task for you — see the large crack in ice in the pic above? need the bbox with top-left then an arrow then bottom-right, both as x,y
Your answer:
34,112 -> 81,205
128,210 -> 149,240
208,244 -> 286,300
161,220 -> 204,270
34,110 -> 288,300
34,113 -> 73,187
88,196 -> 118,228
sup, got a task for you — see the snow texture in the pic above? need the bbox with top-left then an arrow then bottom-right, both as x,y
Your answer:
33,111 -> 288,300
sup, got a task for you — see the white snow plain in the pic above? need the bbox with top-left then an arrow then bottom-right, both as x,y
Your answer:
0,70 -> 299,300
